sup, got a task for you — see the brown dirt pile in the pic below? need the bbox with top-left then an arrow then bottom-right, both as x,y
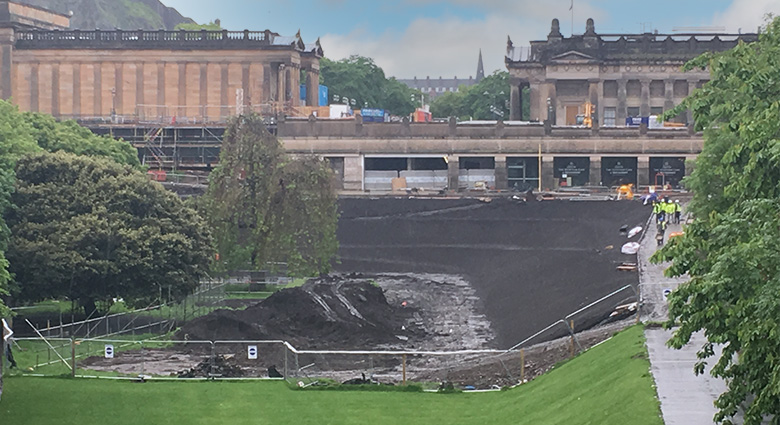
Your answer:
176,278 -> 423,349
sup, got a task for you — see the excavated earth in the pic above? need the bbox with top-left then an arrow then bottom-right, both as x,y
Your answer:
85,197 -> 651,387
336,197 -> 650,348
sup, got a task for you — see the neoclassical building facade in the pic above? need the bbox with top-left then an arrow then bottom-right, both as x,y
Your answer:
505,18 -> 756,126
0,1 -> 323,123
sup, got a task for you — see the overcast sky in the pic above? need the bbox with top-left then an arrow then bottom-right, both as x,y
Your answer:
162,0 -> 780,79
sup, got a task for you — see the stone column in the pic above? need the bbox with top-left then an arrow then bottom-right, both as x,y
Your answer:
0,28 -> 13,100
277,63 -> 286,105
74,63 -> 82,117
306,69 -> 319,107
541,155 -> 555,190
617,79 -> 627,124
343,155 -> 364,192
114,63 -> 123,117
687,80 -> 698,126
589,156 -> 602,186
664,79 -> 674,112
52,63 -> 60,118
494,155 -> 508,190
637,156 -> 650,186
510,83 -> 521,120
447,155 -> 460,192
640,80 -> 650,117
529,81 -> 543,122
30,63 -> 39,112
156,63 -> 164,117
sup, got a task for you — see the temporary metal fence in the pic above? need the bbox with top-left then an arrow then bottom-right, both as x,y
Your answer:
7,284 -> 639,388
13,279 -> 227,341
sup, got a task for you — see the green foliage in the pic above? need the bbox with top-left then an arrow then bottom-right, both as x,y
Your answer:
120,0 -> 165,29
320,56 -> 419,115
653,17 -> 780,424
22,112 -> 140,167
205,113 -> 338,277
175,21 -> 222,31
6,152 -> 212,314
430,71 -> 520,120
0,102 -> 42,318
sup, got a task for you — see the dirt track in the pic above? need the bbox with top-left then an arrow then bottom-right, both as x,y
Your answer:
336,197 -> 650,349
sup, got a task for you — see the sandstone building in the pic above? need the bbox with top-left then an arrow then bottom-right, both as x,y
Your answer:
0,1 -> 323,123
505,18 -> 756,125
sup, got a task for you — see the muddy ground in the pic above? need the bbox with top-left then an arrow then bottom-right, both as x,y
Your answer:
80,197 -> 651,388
336,197 -> 650,348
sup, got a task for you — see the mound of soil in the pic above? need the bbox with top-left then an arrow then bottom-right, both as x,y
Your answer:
177,279 -> 422,349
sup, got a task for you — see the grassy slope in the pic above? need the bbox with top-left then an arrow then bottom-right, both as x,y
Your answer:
0,326 -> 661,425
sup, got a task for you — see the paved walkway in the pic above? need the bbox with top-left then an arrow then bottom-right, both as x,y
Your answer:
638,209 -> 732,425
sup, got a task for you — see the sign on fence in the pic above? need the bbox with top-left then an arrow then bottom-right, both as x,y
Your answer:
247,345 -> 258,360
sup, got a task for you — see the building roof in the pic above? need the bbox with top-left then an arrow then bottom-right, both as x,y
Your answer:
506,18 -> 758,67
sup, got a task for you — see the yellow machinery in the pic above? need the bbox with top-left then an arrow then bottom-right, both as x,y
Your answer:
582,102 -> 593,128
617,184 -> 634,200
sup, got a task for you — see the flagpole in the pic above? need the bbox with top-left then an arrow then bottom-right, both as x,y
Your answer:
570,0 -> 574,36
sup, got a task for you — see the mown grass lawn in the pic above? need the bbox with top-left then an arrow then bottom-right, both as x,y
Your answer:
0,325 -> 662,425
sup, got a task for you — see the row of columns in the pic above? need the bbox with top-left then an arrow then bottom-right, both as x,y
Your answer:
510,78 -> 701,125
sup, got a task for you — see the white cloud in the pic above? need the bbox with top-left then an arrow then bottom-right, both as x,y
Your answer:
321,1 -> 604,79
713,0 -> 780,32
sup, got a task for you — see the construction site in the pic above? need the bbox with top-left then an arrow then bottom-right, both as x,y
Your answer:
7,193 -> 663,390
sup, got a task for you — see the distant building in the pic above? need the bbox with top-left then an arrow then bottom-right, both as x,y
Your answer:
505,18 -> 757,125
398,50 -> 485,100
0,1 -> 323,122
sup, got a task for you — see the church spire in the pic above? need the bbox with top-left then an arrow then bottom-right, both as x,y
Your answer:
476,49 -> 485,82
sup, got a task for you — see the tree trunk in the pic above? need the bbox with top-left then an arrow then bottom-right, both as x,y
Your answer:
82,298 -> 98,317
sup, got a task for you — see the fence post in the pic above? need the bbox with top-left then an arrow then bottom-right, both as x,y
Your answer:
140,341 -> 145,376
209,341 -> 215,379
569,320 -> 576,358
520,349 -> 525,382
402,353 -> 407,385
70,338 -> 76,378
283,344 -> 288,380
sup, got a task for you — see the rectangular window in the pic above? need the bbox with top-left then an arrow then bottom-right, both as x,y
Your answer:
627,107 -> 640,117
650,107 -> 663,116
604,107 -> 616,127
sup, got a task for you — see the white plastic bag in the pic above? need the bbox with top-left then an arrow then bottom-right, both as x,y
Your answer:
621,242 -> 641,255
627,226 -> 643,239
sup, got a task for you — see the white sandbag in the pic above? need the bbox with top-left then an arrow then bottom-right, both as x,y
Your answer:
627,226 -> 643,239
621,242 -> 641,255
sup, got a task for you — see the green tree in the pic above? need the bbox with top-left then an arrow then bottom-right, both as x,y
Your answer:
0,102 -> 41,318
652,17 -> 780,424
429,71 -> 523,121
175,20 -> 222,31
463,71 -> 510,120
430,89 -> 466,119
6,152 -> 212,315
23,112 -> 140,167
320,56 -> 418,115
205,113 -> 338,277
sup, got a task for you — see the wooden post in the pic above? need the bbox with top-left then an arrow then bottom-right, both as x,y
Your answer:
520,349 -> 525,382
569,320 -> 576,358
70,338 -> 76,378
402,353 -> 407,385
